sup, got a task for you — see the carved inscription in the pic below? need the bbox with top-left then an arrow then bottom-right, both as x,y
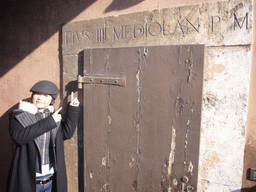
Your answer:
96,28 -> 106,42
62,0 -> 252,51
63,12 -> 249,46
234,12 -> 249,30
112,19 -> 199,41
211,16 -> 221,33
64,31 -> 90,45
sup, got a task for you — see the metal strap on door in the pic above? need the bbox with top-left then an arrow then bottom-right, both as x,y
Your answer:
77,75 -> 126,89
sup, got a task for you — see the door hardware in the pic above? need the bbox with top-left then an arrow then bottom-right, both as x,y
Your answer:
77,75 -> 126,89
181,176 -> 189,183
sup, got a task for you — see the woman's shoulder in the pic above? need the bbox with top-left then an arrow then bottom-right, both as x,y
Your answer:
9,100 -> 38,117
10,109 -> 23,116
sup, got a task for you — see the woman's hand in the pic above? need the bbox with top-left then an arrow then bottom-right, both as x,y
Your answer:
70,92 -> 80,107
52,107 -> 62,122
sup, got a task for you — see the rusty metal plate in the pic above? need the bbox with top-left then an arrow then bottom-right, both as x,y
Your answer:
82,45 -> 204,191
78,75 -> 126,88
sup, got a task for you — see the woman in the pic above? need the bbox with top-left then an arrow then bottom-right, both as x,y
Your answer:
6,80 -> 80,192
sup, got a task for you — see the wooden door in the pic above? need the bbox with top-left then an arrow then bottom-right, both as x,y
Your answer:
81,45 -> 204,191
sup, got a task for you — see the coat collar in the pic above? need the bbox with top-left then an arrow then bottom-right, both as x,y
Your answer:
18,100 -> 54,115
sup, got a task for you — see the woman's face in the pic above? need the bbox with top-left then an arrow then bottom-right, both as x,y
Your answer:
32,92 -> 52,112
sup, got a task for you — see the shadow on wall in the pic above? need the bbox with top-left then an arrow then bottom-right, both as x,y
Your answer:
230,188 -> 256,192
64,80 -> 84,192
0,0 -> 96,78
1,1 -> 144,191
241,186 -> 256,192
0,0 -> 145,78
105,0 -> 144,13
61,50 -> 85,191
0,102 -> 19,191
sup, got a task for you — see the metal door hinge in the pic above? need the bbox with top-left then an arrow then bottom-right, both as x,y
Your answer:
77,75 -> 126,89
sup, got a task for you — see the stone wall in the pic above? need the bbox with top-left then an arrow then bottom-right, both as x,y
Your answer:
1,0 -> 255,191
62,0 -> 252,191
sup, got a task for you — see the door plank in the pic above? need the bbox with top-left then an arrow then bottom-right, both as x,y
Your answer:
82,45 -> 204,192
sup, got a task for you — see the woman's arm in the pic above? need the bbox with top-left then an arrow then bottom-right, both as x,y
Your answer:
60,105 -> 80,140
9,112 -> 57,145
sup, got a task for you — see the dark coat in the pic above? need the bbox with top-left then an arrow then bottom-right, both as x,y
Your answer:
6,103 -> 80,192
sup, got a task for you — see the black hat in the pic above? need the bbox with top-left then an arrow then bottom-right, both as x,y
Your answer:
30,80 -> 59,100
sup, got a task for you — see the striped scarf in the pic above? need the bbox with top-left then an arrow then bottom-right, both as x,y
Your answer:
14,100 -> 59,175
